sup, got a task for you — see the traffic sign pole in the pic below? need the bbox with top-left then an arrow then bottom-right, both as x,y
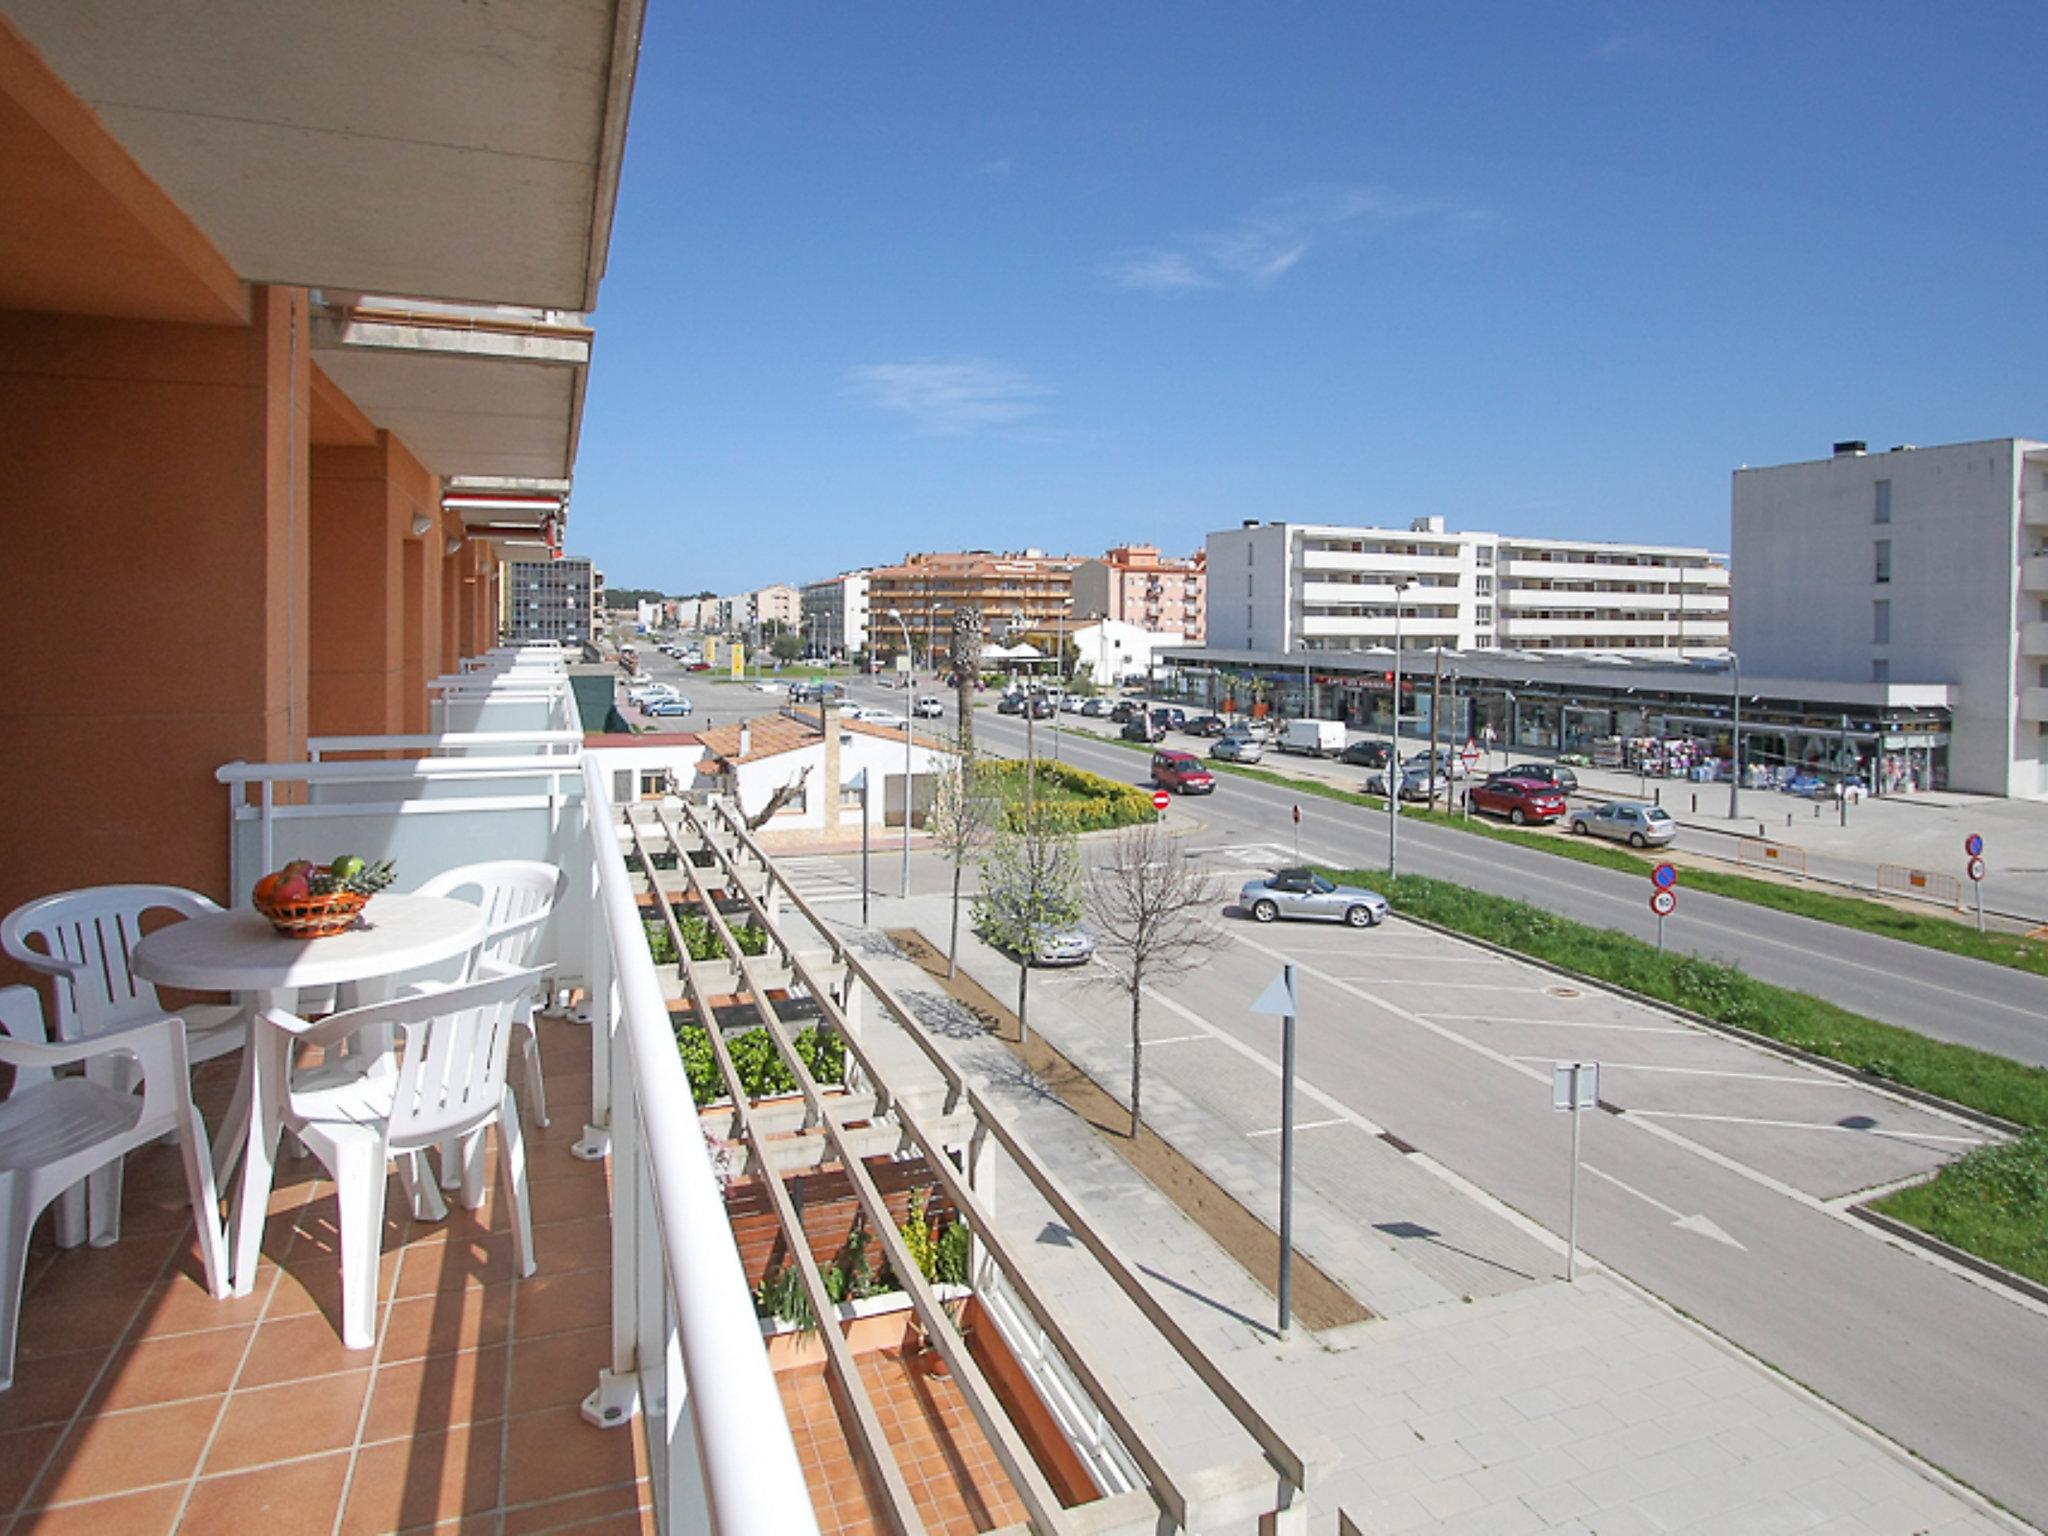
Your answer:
1649,869 -> 1678,953
1966,835 -> 1986,933
1552,1062 -> 1599,1282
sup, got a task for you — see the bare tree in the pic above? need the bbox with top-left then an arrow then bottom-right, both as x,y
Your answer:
970,821 -> 1084,1044
926,739 -> 1000,978
744,765 -> 812,831
951,604 -> 984,758
1086,822 -> 1226,1139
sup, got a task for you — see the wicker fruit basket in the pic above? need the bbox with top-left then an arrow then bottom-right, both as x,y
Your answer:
255,888 -> 369,938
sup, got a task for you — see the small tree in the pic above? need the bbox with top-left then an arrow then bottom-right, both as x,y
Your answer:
1086,823 -> 1225,1139
770,631 -> 803,661
927,744 -> 1000,978
970,821 -> 1084,1043
951,604 -> 984,758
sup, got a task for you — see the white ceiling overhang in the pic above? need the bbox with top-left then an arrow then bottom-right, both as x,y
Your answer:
2,0 -> 646,313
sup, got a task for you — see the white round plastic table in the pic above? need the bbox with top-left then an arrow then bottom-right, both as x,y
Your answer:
130,894 -> 487,1291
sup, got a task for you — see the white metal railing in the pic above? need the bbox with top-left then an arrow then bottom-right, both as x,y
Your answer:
581,754 -> 820,1535
308,729 -> 583,761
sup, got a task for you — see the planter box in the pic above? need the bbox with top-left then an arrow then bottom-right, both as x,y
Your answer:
760,1284 -> 972,1374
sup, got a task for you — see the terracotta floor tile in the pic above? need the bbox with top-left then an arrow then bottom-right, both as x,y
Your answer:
0,1423 -> 66,1516
8,1484 -> 185,1535
527,1177 -> 607,1231
239,1310 -> 369,1386
181,1450 -> 351,1536
380,1284 -> 513,1364
29,1397 -> 220,1508
504,1325 -> 609,1416
0,1348 -> 103,1434
391,1234 -> 518,1298
340,1422 -> 505,1536
509,1267 -> 608,1341
13,1282 -> 149,1364
501,1406 -> 639,1508
363,1344 -> 509,1443
91,1326 -> 252,1413
204,1368 -> 371,1473
134,1265 -> 276,1340
500,1483 -> 649,1536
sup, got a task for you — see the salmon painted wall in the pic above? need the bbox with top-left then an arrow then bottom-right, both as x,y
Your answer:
0,287 -> 310,916
309,431 -> 436,738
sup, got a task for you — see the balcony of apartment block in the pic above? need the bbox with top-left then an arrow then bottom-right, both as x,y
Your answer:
2023,489 -> 2048,528
1298,611 -> 1462,640
2022,622 -> 2048,656
1298,548 -> 1462,576
1498,588 -> 1730,614
1500,557 -> 1725,584
1299,578 -> 1464,607
1494,616 -> 1722,639
1,651 -> 1307,1535
2024,555 -> 2048,591
2023,689 -> 2048,723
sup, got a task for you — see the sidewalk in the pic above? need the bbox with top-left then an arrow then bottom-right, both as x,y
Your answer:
843,890 -> 2025,1535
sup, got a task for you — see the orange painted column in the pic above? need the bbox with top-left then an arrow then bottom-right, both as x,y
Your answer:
400,532 -> 443,735
0,287 -> 310,914
308,431 -> 435,737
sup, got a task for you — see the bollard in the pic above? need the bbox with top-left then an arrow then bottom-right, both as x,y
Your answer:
1691,793 -> 1698,814
1758,822 -> 1766,837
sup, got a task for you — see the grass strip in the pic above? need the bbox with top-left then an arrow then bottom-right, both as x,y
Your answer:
1090,731 -> 2048,977
1323,864 -> 2048,1284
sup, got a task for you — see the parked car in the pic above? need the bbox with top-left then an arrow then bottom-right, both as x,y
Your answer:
1109,701 -> 1142,724
1031,927 -> 1097,967
1188,715 -> 1231,737
1366,766 -> 1438,801
912,695 -> 945,718
1149,707 -> 1188,733
1465,775 -> 1568,825
1212,736 -> 1264,764
1785,772 -> 1826,797
1151,749 -> 1215,795
1238,869 -> 1388,928
1338,740 -> 1391,769
1568,801 -> 1676,847
1061,693 -> 1090,714
1404,750 -> 1470,780
997,693 -> 1027,715
1080,697 -> 1112,718
1237,717 -> 1278,742
686,661 -> 712,673
1027,695 -> 1057,720
1505,762 -> 1578,796
1279,719 -> 1346,757
854,708 -> 907,728
1121,717 -> 1166,744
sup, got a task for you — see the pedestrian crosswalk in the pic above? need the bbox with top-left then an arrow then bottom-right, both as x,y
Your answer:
775,854 -> 868,905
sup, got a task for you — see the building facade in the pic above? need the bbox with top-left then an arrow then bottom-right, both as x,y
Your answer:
1206,518 -> 1728,659
753,583 -> 800,631
506,556 -> 598,646
800,570 -> 870,657
867,550 -> 1081,665
1735,437 -> 2048,797
1071,545 -> 1206,640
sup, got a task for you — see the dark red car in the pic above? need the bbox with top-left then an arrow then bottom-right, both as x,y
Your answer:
1465,775 -> 1568,825
1151,749 -> 1215,795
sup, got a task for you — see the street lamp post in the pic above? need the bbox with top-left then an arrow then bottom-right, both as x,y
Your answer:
887,607 -> 914,897
1727,650 -> 1743,821
1388,580 -> 1412,878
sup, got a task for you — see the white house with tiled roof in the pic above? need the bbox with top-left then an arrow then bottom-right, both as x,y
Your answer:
694,710 -> 956,842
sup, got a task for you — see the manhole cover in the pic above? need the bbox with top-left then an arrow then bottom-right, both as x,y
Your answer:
1544,985 -> 1582,999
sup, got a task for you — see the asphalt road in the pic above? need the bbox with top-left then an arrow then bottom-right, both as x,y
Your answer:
974,908 -> 2048,1529
913,685 -> 2048,1073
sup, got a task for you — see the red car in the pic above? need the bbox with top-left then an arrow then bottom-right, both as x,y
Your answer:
1151,749 -> 1215,795
1465,775 -> 1568,825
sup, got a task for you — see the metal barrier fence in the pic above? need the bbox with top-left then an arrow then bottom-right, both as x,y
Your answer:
1737,838 -> 1807,877
1877,864 -> 1965,911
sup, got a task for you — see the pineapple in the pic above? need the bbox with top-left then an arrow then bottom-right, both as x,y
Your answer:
308,858 -> 397,898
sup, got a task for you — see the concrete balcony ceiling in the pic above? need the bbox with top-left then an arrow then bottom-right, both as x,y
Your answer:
2,0 -> 646,313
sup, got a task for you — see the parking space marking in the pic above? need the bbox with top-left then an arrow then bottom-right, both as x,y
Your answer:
1420,1013 -> 1692,1035
1359,979 -> 1563,991
1508,1056 -> 1834,1087
1246,1118 -> 1348,1138
1627,1110 -> 1991,1147
1141,1033 -> 1209,1045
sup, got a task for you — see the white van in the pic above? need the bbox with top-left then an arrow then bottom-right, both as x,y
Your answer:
1277,719 -> 1346,757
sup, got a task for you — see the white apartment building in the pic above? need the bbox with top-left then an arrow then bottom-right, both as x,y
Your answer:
1735,437 -> 2048,797
505,556 -> 599,646
800,569 -> 870,657
1207,518 -> 1728,659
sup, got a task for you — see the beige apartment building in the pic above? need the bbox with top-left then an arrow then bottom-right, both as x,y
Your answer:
867,549 -> 1081,665
1072,544 -> 1206,640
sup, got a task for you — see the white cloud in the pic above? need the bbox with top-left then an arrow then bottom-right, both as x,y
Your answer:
1109,182 -> 1491,293
843,358 -> 1054,437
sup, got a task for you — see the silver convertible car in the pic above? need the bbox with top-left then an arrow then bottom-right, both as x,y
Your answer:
1238,869 -> 1389,928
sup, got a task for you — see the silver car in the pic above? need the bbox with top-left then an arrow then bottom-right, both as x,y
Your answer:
1033,927 -> 1097,966
1365,766 -> 1440,802
1238,869 -> 1388,928
1211,735 -> 1264,764
1568,800 -> 1676,848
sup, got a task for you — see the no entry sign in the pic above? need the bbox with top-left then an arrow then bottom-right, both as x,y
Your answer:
1152,789 -> 1171,811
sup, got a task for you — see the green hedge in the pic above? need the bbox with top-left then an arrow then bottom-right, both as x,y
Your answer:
644,909 -> 770,965
979,758 -> 1157,833
678,1023 -> 847,1105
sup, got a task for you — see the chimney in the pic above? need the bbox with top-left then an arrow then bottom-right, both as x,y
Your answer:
1242,519 -> 1259,528
739,723 -> 751,758
1832,440 -> 1867,457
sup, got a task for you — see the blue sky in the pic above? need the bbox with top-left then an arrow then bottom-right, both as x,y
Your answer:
573,3 -> 2048,594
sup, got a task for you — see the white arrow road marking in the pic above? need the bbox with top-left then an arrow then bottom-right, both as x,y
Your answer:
1583,1165 -> 1747,1251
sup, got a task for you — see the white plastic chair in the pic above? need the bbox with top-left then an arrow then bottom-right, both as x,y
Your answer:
2,886 -> 248,1247
413,862 -> 565,1129
0,986 -> 229,1391
236,967 -> 547,1349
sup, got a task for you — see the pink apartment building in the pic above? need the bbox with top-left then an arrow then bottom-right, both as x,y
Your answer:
1071,545 -> 1207,640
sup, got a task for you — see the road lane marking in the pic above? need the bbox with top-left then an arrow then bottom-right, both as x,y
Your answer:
1247,1118 -> 1348,1138
1420,1014 -> 1692,1035
1508,1056 -> 1834,1086
1626,1110 -> 1989,1146
1360,979 -> 1568,990
1140,1034 -> 1209,1045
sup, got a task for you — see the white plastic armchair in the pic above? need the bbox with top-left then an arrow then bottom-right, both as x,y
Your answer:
2,886 -> 249,1248
0,986 -> 229,1391
413,862 -> 565,1129
235,966 -> 548,1349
